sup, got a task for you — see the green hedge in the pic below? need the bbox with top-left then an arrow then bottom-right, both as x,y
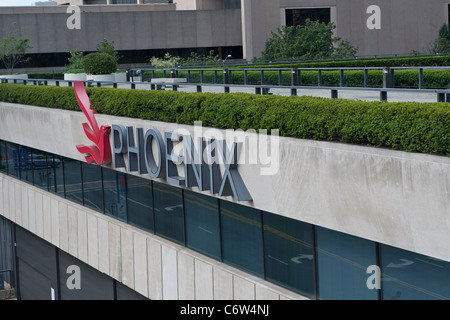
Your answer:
145,69 -> 450,88
249,55 -> 450,68
0,84 -> 448,156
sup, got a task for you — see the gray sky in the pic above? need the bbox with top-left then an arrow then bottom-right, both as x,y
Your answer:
0,0 -> 37,6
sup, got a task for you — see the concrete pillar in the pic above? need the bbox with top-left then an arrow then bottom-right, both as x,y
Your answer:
240,0 -> 280,60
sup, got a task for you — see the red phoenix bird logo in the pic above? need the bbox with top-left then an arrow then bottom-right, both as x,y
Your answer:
74,81 -> 112,165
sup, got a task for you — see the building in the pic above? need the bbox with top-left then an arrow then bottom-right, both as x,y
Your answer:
0,80 -> 449,300
0,0 -> 449,69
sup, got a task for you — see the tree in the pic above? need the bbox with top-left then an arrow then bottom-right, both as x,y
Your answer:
0,23 -> 32,74
261,19 -> 358,61
65,50 -> 84,71
432,24 -> 450,53
96,38 -> 120,63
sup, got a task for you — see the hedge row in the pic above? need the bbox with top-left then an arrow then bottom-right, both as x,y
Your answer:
0,84 -> 448,156
249,55 -> 450,69
145,69 -> 450,88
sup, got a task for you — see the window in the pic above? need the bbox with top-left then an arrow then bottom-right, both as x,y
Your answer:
81,163 -> 104,213
380,244 -> 450,300
153,182 -> 184,244
63,158 -> 83,205
31,149 -> 49,190
47,155 -> 64,197
126,174 -> 153,230
184,191 -> 220,259
220,200 -> 263,277
19,146 -> 33,185
103,168 -> 127,222
0,141 -> 6,173
315,226 -> 378,300
286,8 -> 331,27
263,212 -> 315,298
5,142 -> 20,179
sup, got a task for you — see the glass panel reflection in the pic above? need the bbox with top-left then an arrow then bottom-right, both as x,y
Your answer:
126,175 -> 153,231
220,200 -> 263,277
63,158 -> 83,205
184,190 -> 220,259
103,167 -> 127,222
82,162 -> 104,213
263,212 -> 315,298
316,226 -> 378,300
153,182 -> 184,244
380,244 -> 450,300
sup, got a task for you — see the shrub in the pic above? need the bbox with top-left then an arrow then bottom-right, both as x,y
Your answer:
83,52 -> 117,75
0,84 -> 448,156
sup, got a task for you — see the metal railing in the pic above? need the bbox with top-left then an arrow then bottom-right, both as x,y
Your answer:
1,70 -> 450,102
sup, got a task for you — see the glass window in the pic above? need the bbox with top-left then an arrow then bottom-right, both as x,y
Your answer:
184,191 -> 220,260
380,244 -> 450,300
286,8 -> 331,27
32,149 -> 49,190
153,182 -> 184,244
263,212 -> 315,298
220,200 -> 263,277
63,158 -> 83,205
126,175 -> 153,231
5,142 -> 20,179
315,226 -> 378,300
103,168 -> 127,222
81,162 -> 104,213
19,146 -> 33,185
47,155 -> 64,197
0,141 -> 6,173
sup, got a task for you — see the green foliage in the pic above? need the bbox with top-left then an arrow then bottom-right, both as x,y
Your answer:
151,50 -> 221,68
432,24 -> 450,53
251,54 -> 450,68
143,68 -> 450,89
0,83 -> 448,156
96,38 -> 120,63
0,23 -> 32,74
65,50 -> 84,72
150,53 -> 182,69
261,20 -> 358,60
83,52 -> 117,75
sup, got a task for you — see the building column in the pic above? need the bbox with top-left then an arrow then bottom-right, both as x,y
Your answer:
240,0 -> 280,61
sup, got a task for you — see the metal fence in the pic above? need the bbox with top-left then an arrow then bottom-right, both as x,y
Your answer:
1,65 -> 450,102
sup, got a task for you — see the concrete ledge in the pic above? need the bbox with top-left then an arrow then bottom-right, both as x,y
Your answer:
150,78 -> 187,84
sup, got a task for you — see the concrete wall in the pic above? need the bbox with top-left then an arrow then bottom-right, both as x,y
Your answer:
279,0 -> 449,56
0,5 -> 242,54
0,102 -> 449,264
0,173 -> 301,300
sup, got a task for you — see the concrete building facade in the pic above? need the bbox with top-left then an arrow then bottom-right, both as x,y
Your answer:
0,92 -> 449,300
0,0 -> 449,67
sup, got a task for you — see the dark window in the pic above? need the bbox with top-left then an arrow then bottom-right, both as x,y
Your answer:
47,155 -> 64,197
126,175 -> 153,231
153,182 -> 184,244
380,244 -> 450,300
263,212 -> 315,298
286,8 -> 331,27
103,167 -> 127,222
184,190 -> 220,259
63,158 -> 83,205
19,146 -> 33,185
220,200 -> 263,277
81,163 -> 104,213
0,141 -> 6,173
31,149 -> 49,190
5,142 -> 20,179
315,226 -> 378,300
